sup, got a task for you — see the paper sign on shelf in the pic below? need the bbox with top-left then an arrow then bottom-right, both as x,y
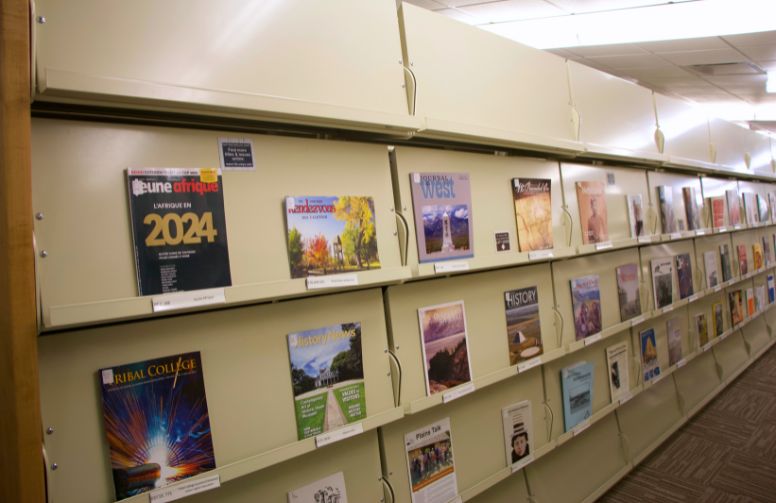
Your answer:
307,273 -> 359,290
619,390 -> 634,406
695,229 -> 706,236
689,294 -> 700,303
442,382 -> 475,403
528,249 -> 554,260
218,138 -> 255,171
676,358 -> 687,369
670,232 -> 682,240
630,315 -> 646,326
149,474 -> 221,503
434,261 -> 470,274
638,235 -> 653,244
517,357 -> 542,373
595,241 -> 613,251
152,288 -> 226,313
662,305 -> 674,314
584,333 -> 602,346
315,423 -> 363,448
703,342 -> 713,352
717,227 -> 728,233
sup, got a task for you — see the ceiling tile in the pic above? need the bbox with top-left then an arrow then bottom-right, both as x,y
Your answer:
548,0 -> 674,14
617,65 -> 695,78
706,74 -> 767,87
722,31 -> 776,47
638,37 -> 729,53
566,43 -> 647,58
659,48 -> 748,66
585,53 -> 669,68
736,45 -> 776,63
457,0 -> 566,21
404,0 -> 448,10
756,60 -> 776,71
431,7 -> 480,24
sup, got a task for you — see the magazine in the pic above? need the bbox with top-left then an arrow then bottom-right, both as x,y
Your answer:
410,172 -> 473,263
504,287 -> 543,366
726,189 -> 741,226
743,193 -> 758,226
288,472 -> 348,503
405,418 -> 458,503
605,342 -> 630,403
287,322 -> 366,440
729,290 -> 745,326
737,244 -> 749,275
675,253 -> 694,299
712,302 -> 724,337
512,178 -> 553,252
753,243 -> 764,271
626,194 -> 645,237
683,187 -> 702,231
616,263 -> 642,322
757,194 -> 770,224
769,193 -> 776,223
720,244 -> 732,282
657,186 -> 676,234
560,361 -> 594,431
640,328 -> 661,382
763,236 -> 773,266
746,287 -> 755,317
768,274 -> 775,304
418,301 -> 472,395
704,251 -> 719,289
285,196 -> 381,279
99,352 -> 215,500
570,274 -> 602,340
126,168 -> 231,295
576,181 -> 608,244
666,317 -> 683,366
710,196 -> 726,228
755,285 -> 766,313
651,258 -> 674,309
501,401 -> 533,471
695,313 -> 709,347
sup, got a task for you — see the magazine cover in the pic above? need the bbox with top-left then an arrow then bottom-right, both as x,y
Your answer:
405,417 -> 458,503
768,274 -> 775,304
285,196 -> 380,279
666,317 -> 683,366
657,186 -> 676,234
651,258 -> 674,309
695,313 -> 709,347
704,251 -> 719,289
737,244 -> 749,275
746,287 -> 755,316
288,472 -> 348,503
99,352 -> 215,500
626,194 -> 645,237
504,287 -> 543,366
726,189 -> 741,226
710,196 -> 726,228
763,236 -> 773,266
757,194 -> 770,224
287,322 -> 366,440
729,290 -> 745,326
576,181 -> 608,244
418,301 -> 472,395
640,328 -> 661,382
769,193 -> 776,223
605,342 -> 630,403
712,303 -> 724,337
675,253 -> 694,299
512,178 -> 553,252
683,187 -> 702,231
720,244 -> 732,282
616,263 -> 642,322
127,168 -> 231,295
410,172 -> 473,263
501,401 -> 533,471
570,274 -> 602,340
743,193 -> 758,226
753,243 -> 764,271
755,285 -> 766,313
560,361 -> 594,431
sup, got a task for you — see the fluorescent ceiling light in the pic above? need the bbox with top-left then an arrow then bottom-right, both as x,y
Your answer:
481,0 -> 776,49
768,71 -> 776,93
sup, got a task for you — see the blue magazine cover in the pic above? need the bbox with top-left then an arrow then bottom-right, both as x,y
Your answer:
561,361 -> 594,431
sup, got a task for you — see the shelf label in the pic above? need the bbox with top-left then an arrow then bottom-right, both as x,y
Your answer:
434,261 -> 470,274
638,235 -> 653,244
572,419 -> 591,436
150,474 -> 221,503
670,232 -> 682,240
443,382 -> 476,403
630,314 -> 646,326
703,342 -> 713,352
528,249 -> 554,260
152,288 -> 225,313
315,423 -> 363,448
595,241 -> 613,251
734,224 -> 744,230
713,285 -> 723,293
517,357 -> 542,373
307,273 -> 359,290
676,358 -> 687,369
618,391 -> 634,406
584,333 -> 602,346
662,305 -> 674,314
688,294 -> 700,303
717,226 -> 728,233
695,229 -> 707,236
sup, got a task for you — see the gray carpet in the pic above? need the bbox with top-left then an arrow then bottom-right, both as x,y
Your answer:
600,345 -> 776,502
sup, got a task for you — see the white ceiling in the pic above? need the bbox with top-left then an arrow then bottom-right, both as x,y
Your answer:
404,0 -> 776,129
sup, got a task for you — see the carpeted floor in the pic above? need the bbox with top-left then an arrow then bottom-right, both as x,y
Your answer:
600,345 -> 776,502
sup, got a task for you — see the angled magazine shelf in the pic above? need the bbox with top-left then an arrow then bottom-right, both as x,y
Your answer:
654,93 -> 714,172
38,289 -> 400,502
712,330 -> 750,383
646,170 -> 705,238
638,240 -> 700,315
466,467 -> 530,503
32,119 -> 409,330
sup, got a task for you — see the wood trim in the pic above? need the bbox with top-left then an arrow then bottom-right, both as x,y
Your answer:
0,1 -> 45,502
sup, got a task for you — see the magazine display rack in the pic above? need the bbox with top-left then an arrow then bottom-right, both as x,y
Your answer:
702,176 -> 743,231
646,171 -> 706,239
638,240 -> 699,313
32,119 -> 410,330
466,469 -> 530,503
654,94 -> 716,172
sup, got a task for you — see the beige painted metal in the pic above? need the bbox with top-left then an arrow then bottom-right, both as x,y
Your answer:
646,171 -> 704,235
567,61 -> 662,163
673,350 -> 721,415
654,94 -> 713,170
708,118 -> 771,175
32,119 -> 407,329
379,371 -> 547,503
551,248 -> 642,348
559,163 -> 651,251
616,375 -> 682,463
742,307 -> 770,356
38,289 -> 397,502
393,146 -> 571,277
525,414 -> 626,503
400,4 -> 580,154
712,331 -> 750,381
33,0 -> 418,133
384,263 -> 556,412
466,469 -> 529,503
639,241 -> 698,313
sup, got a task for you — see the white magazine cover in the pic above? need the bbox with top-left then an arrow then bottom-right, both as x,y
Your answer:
405,417 -> 458,503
